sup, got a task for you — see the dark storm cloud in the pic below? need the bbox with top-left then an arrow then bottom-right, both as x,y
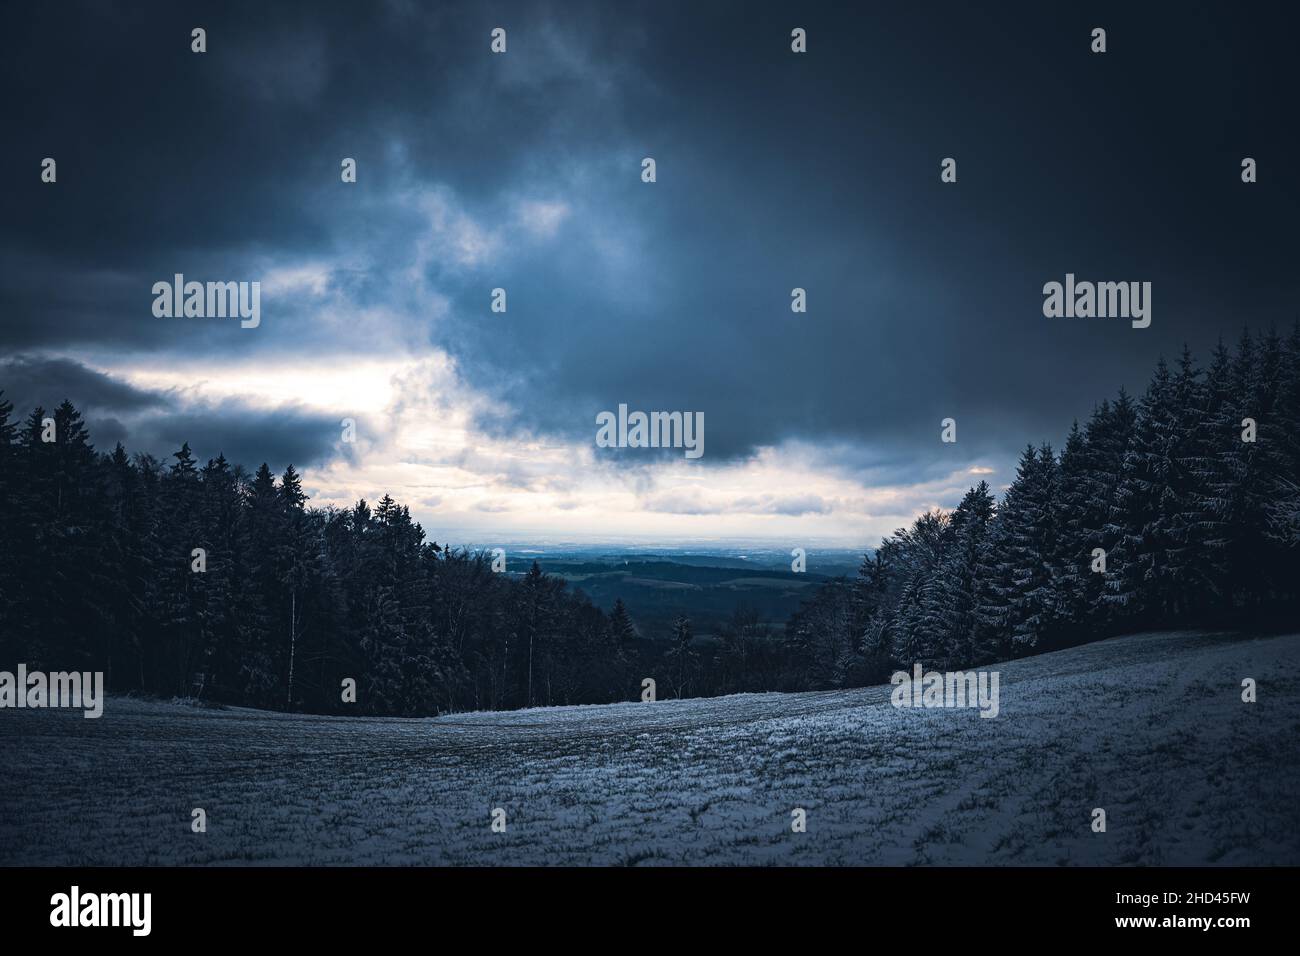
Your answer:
0,355 -> 342,471
0,355 -> 170,414
1,0 -> 647,356
440,3 -> 1300,472
2,2 -> 1297,480
128,402 -> 343,472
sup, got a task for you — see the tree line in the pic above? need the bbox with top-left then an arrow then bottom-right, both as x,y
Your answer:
1,326 -> 1297,714
780,326 -> 1300,691
0,401 -> 636,714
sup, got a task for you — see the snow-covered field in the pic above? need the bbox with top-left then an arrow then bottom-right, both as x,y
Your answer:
2,630 -> 1298,866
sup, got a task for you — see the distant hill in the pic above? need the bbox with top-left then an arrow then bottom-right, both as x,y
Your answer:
504,552 -> 860,638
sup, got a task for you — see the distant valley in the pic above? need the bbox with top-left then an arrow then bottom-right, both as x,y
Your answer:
489,546 -> 866,639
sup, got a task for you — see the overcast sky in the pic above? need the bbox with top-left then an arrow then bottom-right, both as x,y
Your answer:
2,1 -> 1296,546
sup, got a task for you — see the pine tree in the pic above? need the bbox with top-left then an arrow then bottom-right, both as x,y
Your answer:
972,501 -> 1013,663
18,402 -> 110,669
0,391 -> 20,660
888,510 -> 951,667
980,445 -> 1061,653
99,445 -> 140,688
158,443 -> 206,693
608,598 -> 636,643
664,615 -> 698,698
1266,323 -> 1300,548
1108,359 -> 1179,622
279,463 -> 307,510
278,464 -> 313,709
239,463 -> 282,704
513,561 -> 556,707
935,481 -> 996,665
1054,422 -> 1093,632
717,605 -> 768,692
1173,347 -> 1220,607
1244,328 -> 1293,607
855,551 -> 894,677
1188,332 -> 1278,617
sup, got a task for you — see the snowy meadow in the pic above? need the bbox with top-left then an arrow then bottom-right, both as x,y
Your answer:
2,630 -> 1297,866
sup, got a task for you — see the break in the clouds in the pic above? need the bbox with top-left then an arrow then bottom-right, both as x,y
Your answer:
1,1 -> 1296,543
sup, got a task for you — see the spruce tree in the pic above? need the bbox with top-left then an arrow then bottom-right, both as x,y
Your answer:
0,392 -> 20,660
664,614 -> 698,698
609,598 -> 636,643
1054,422 -> 1093,632
1266,324 -> 1300,548
1108,359 -> 1177,621
936,481 -> 996,665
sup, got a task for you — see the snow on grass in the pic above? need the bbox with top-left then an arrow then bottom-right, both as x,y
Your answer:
1,630 -> 1297,865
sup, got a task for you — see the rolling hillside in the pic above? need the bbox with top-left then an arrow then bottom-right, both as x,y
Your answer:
1,630 -> 1297,866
